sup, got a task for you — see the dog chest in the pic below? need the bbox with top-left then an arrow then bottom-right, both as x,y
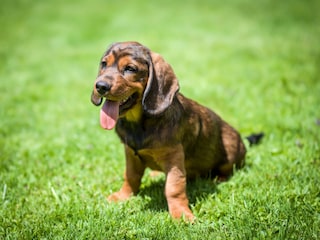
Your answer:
135,145 -> 184,172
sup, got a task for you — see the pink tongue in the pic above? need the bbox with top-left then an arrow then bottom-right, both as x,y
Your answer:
100,100 -> 120,130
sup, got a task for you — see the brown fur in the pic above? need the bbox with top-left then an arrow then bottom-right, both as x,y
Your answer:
91,42 -> 246,221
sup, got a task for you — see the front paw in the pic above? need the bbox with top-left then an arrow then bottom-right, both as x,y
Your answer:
107,190 -> 133,202
170,206 -> 195,222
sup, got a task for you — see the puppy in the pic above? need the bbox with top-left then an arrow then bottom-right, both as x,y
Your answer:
91,42 -> 246,221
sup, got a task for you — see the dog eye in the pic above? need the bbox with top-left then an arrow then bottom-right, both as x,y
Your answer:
124,65 -> 138,73
101,61 -> 107,69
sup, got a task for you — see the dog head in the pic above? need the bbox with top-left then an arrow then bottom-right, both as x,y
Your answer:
91,42 -> 179,130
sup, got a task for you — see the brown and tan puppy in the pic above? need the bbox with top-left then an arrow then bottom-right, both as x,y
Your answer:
91,41 -> 246,221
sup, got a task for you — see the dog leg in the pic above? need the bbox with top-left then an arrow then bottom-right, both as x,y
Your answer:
220,123 -> 246,176
107,146 -> 145,201
164,145 -> 194,221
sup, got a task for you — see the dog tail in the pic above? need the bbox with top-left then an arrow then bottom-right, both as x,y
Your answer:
245,132 -> 264,146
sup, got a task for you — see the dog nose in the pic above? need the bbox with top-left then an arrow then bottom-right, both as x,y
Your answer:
95,81 -> 111,95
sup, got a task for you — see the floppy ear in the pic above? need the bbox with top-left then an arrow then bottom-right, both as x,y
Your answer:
142,52 -> 179,115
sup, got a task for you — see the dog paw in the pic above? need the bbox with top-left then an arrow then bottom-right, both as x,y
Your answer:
107,191 -> 132,202
170,207 -> 195,223
181,212 -> 196,223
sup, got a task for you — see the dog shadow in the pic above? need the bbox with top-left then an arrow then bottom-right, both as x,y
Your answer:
138,175 -> 219,213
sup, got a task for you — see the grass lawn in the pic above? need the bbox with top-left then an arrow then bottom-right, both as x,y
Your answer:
1,0 -> 320,238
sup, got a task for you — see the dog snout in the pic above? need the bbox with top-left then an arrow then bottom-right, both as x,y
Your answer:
96,81 -> 111,95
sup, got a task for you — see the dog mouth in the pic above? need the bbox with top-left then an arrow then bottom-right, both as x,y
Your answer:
100,92 -> 139,130
119,92 -> 139,113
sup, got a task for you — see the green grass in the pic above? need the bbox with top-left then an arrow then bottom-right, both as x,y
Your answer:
1,0 -> 320,238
